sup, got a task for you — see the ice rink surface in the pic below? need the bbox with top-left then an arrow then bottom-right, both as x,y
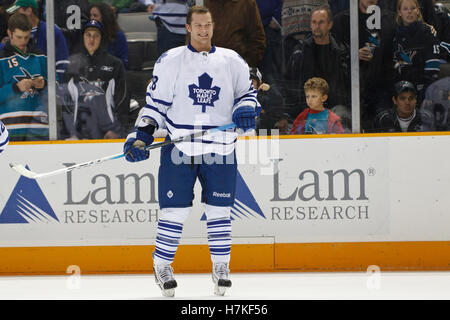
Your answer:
1,271 -> 449,300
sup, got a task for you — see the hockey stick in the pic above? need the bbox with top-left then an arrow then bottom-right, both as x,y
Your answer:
9,123 -> 236,179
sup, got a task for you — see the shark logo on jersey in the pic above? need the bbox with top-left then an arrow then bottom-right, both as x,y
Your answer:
188,73 -> 221,112
393,44 -> 417,74
78,77 -> 105,102
201,170 -> 265,221
0,166 -> 58,224
13,67 -> 41,98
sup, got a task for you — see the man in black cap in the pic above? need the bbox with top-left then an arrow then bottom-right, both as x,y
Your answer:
372,80 -> 432,132
59,19 -> 129,140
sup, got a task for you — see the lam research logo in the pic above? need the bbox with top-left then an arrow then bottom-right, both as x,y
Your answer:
0,166 -> 58,224
201,171 -> 265,221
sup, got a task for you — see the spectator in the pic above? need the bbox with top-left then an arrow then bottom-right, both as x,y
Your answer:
255,0 -> 282,87
332,0 -> 396,131
1,1 -> 15,44
284,6 -> 350,127
433,1 -> 450,62
38,0 -> 90,55
88,0 -> 134,13
281,0 -> 329,68
393,0 -> 441,102
6,0 -> 69,82
147,0 -> 190,57
0,12 -> 48,141
89,2 -> 129,69
420,76 -> 450,130
60,20 -> 129,140
204,0 -> 266,68
290,77 -> 344,134
250,67 -> 287,133
373,80 -> 431,132
378,0 -> 438,27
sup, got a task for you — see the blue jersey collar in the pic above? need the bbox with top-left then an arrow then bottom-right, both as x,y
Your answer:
187,43 -> 216,54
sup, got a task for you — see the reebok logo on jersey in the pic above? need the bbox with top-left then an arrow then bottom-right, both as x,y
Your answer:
188,73 -> 221,112
213,192 -> 231,198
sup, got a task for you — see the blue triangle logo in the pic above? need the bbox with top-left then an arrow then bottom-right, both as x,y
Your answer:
0,166 -> 59,224
201,170 -> 265,220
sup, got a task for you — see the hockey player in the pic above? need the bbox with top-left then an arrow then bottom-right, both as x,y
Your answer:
0,120 -> 9,154
123,5 -> 258,297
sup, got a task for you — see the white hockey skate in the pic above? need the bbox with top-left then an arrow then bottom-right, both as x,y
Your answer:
212,263 -> 232,296
153,263 -> 177,297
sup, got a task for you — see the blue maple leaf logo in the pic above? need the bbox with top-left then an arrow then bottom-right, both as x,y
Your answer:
188,73 -> 221,112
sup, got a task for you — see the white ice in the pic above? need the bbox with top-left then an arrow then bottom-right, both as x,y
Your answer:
0,271 -> 449,300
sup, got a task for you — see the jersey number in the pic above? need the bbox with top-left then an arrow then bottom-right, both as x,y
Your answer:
433,45 -> 440,54
7,58 -> 18,68
151,75 -> 159,91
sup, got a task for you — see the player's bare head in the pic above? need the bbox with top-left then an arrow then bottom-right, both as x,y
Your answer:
187,6 -> 213,25
186,6 -> 214,51
7,13 -> 31,52
304,77 -> 329,96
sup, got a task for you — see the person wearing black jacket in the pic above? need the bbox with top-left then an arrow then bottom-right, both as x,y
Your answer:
60,19 -> 129,140
373,80 -> 433,132
393,0 -> 441,103
332,0 -> 396,131
284,6 -> 350,127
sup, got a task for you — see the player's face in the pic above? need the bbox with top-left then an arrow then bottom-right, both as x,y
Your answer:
305,89 -> 327,111
90,7 -> 102,23
310,10 -> 332,41
83,28 -> 102,55
8,28 -> 31,52
398,0 -> 419,25
187,12 -> 213,50
393,91 -> 417,118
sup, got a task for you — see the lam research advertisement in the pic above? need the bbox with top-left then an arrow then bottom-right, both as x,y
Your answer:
0,135 -> 449,247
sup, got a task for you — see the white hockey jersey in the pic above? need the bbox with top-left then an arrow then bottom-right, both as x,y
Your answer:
138,44 -> 259,156
0,120 -> 9,154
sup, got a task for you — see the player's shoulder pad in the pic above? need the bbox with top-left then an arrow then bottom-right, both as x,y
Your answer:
154,46 -> 186,66
215,47 -> 249,67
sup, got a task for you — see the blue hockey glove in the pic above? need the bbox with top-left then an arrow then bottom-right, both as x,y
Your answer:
232,106 -> 256,132
123,129 -> 154,162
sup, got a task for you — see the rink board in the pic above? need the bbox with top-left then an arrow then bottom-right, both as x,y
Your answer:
0,133 -> 450,274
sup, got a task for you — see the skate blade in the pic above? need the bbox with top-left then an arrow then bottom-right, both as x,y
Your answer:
161,288 -> 175,297
214,284 -> 227,296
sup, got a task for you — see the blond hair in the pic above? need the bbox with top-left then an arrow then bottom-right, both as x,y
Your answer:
304,77 -> 329,95
396,0 -> 424,25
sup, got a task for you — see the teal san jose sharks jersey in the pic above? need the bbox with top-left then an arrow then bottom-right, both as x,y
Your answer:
0,44 -> 48,141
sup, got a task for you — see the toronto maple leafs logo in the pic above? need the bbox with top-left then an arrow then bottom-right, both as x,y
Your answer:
13,67 -> 41,98
188,73 -> 221,113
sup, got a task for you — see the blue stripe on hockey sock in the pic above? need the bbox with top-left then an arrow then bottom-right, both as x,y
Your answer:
154,219 -> 183,263
207,218 -> 231,262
